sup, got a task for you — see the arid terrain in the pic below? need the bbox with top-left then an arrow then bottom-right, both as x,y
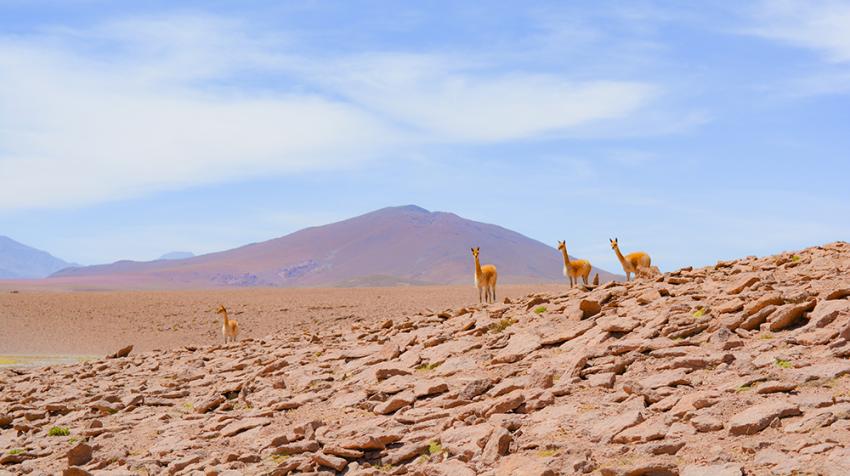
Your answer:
0,285 -> 563,356
2,242 -> 850,476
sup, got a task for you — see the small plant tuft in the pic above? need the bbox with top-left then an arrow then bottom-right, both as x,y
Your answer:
537,448 -> 558,457
736,384 -> 753,392
48,426 -> 70,437
416,362 -> 441,372
7,449 -> 23,455
428,441 -> 443,455
534,306 -> 547,314
490,317 -> 517,333
775,359 -> 793,369
792,254 -> 801,262
692,308 -> 706,318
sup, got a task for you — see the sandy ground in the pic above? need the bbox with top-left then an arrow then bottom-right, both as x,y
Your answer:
0,284 -> 564,356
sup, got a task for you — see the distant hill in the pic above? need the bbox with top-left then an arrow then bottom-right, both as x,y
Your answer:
0,236 -> 73,279
158,251 -> 195,260
51,205 -> 621,287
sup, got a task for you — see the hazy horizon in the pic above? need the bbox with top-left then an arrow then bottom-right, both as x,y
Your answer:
2,1 -> 849,274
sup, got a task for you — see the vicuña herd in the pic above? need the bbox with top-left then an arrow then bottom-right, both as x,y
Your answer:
471,238 -> 655,303
213,240 -> 655,339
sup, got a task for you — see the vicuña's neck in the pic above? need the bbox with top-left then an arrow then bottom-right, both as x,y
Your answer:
561,247 -> 571,266
222,310 -> 229,323
474,255 -> 483,276
613,246 -> 627,265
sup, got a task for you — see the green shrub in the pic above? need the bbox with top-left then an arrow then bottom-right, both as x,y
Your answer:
48,426 -> 70,437
534,306 -> 547,314
775,359 -> 793,369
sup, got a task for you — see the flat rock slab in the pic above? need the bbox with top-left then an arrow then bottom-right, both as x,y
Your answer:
681,463 -> 743,476
728,401 -> 801,435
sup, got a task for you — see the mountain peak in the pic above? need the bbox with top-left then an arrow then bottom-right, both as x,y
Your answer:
387,205 -> 430,214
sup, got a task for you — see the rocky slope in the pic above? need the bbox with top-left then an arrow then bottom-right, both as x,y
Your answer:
2,242 -> 850,476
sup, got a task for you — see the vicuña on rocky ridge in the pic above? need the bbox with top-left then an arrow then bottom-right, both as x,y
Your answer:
2,242 -> 850,475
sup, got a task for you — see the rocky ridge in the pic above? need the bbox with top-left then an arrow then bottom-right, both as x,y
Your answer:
2,242 -> 850,475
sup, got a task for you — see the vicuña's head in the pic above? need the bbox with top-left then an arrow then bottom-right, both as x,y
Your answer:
609,238 -> 619,250
216,305 -> 227,315
557,240 -> 566,251
471,247 -> 480,258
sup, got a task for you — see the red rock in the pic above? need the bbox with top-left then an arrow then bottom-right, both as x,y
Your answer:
579,299 -> 602,318
414,380 -> 448,398
495,454 -> 555,476
67,443 -> 93,466
481,427 -> 512,464
769,300 -> 817,331
273,440 -> 320,455
728,401 -> 801,435
373,391 -> 414,415
312,452 -> 348,471
167,454 -> 202,475
726,275 -> 759,295
591,409 -> 644,443
596,316 -> 639,333
440,423 -> 493,461
690,414 -> 723,432
484,389 -> 525,417
743,293 -> 784,317
612,417 -> 668,443
491,333 -> 541,364
219,417 -> 270,437
808,300 -> 849,327
681,463 -> 742,476
107,344 -> 133,359
637,289 -> 662,305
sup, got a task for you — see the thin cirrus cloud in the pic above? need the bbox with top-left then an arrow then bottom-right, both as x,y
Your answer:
747,0 -> 850,63
0,14 -> 661,211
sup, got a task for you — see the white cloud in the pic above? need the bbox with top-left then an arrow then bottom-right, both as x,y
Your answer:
749,0 -> 850,62
321,54 -> 658,142
0,14 -> 664,211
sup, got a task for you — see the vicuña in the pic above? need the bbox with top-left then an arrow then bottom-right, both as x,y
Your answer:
557,240 -> 592,288
216,305 -> 240,344
471,247 -> 498,303
610,238 -> 652,282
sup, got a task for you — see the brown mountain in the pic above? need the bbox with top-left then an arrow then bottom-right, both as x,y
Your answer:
51,205 -> 620,288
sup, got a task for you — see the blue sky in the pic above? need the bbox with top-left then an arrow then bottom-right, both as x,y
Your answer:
1,0 -> 849,273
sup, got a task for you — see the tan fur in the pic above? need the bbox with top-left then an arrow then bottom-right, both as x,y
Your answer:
471,247 -> 498,304
557,241 -> 592,288
216,305 -> 239,344
610,238 -> 652,282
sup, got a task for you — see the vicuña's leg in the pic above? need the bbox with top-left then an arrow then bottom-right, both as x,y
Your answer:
479,287 -> 483,303
492,286 -> 496,303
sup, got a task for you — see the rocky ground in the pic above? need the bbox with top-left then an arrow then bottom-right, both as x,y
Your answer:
2,242 -> 850,476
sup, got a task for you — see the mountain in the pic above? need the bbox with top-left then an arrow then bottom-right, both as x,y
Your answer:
0,236 -> 73,279
51,205 -> 620,287
158,251 -> 195,260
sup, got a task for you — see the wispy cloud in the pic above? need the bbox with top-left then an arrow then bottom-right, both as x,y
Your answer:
0,12 -> 678,211
748,0 -> 850,63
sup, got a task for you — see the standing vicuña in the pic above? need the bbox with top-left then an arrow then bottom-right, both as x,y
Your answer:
557,240 -> 592,287
610,238 -> 651,282
216,305 -> 239,344
471,247 -> 498,304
